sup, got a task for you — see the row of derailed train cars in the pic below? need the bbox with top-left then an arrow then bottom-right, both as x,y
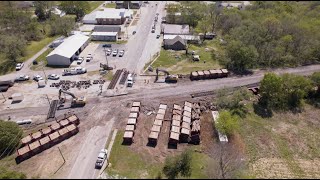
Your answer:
123,102 -> 141,144
190,69 -> 229,80
15,115 -> 80,164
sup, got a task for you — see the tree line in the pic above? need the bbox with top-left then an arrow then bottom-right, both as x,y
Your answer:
0,1 -> 92,71
165,2 -> 320,73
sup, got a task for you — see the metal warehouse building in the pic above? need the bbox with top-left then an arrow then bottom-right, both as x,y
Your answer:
46,34 -> 90,66
91,32 -> 118,41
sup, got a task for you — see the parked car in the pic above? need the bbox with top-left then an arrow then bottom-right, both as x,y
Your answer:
48,74 -> 60,80
15,75 -> 30,82
106,49 -> 112,56
95,149 -> 108,169
86,54 -> 93,62
33,60 -> 38,65
33,75 -> 43,82
77,57 -> 84,65
156,34 -> 160,39
118,50 -> 125,57
132,31 -> 136,35
16,63 -> 24,71
75,67 -> 87,74
112,49 -> 118,56
151,28 -> 155,33
102,44 -> 112,48
127,74 -> 133,87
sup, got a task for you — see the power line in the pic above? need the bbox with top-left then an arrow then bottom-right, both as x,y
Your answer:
0,130 -> 23,159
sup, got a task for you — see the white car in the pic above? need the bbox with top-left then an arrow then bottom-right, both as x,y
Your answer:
15,75 -> 30,81
118,50 -> 125,57
106,49 -> 112,56
77,57 -> 84,65
75,67 -> 87,74
48,74 -> 60,80
33,75 -> 43,82
127,74 -> 133,87
86,54 -> 93,62
112,50 -> 118,56
95,149 -> 108,169
16,63 -> 24,71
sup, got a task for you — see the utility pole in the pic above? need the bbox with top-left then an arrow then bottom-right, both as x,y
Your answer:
45,94 -> 50,105
1,91 -> 6,103
103,47 -> 108,67
42,67 -> 47,84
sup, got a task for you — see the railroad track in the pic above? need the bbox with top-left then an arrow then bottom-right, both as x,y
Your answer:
47,100 -> 59,119
119,70 -> 129,85
107,69 -> 123,89
190,82 -> 261,98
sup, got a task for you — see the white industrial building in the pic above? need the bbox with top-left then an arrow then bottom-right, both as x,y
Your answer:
91,32 -> 118,41
82,8 -> 133,25
46,34 -> 90,66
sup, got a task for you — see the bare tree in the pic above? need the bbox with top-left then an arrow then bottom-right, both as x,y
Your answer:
206,143 -> 245,179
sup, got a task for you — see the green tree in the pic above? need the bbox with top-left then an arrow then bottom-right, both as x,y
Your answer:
2,35 -> 27,62
59,1 -> 90,21
259,73 -> 286,110
311,72 -> 320,89
0,120 -> 23,158
0,167 -> 26,179
34,1 -> 53,21
48,16 -> 75,36
225,40 -> 258,73
215,110 -> 239,137
162,150 -> 192,179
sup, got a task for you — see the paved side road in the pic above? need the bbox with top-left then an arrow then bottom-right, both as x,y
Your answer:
67,118 -> 115,179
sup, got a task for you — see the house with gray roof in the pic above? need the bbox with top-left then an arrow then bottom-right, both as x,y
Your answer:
164,36 -> 186,50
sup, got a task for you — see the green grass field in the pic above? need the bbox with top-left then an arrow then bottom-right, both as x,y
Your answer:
30,49 -> 53,71
104,3 -> 116,8
147,39 -> 223,74
106,131 -> 211,179
88,1 -> 105,13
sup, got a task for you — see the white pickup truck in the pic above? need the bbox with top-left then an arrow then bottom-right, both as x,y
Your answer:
62,67 -> 87,76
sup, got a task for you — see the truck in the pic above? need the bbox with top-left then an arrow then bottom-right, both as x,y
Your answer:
62,67 -> 86,76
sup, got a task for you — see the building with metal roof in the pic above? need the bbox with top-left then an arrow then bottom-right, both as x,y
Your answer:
46,34 -> 90,66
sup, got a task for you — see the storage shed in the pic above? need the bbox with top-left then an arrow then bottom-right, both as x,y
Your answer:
16,146 -> 31,163
130,106 -> 140,113
58,127 -> 69,139
203,70 -> 210,79
221,69 -> 229,77
180,128 -> 190,143
66,124 -> 79,135
190,71 -> 199,80
197,71 -> 204,79
182,122 -> 191,130
46,34 -> 90,66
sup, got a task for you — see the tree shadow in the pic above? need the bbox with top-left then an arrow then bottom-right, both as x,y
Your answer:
253,103 -> 273,118
231,69 -> 254,77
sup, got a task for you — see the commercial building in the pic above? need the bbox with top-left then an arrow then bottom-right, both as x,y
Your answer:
91,32 -> 118,41
82,8 -> 133,25
46,34 -> 90,66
